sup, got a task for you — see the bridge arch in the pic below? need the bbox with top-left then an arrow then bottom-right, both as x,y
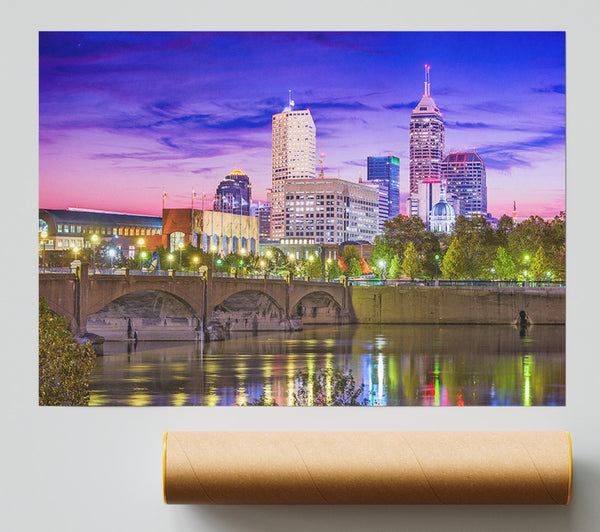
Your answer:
211,289 -> 285,331
87,289 -> 202,341
292,290 -> 342,324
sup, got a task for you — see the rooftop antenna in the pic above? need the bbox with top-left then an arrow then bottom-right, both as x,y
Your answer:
318,152 -> 326,178
288,89 -> 295,109
424,64 -> 431,96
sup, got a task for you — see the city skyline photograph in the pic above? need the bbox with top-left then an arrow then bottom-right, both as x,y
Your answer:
39,31 -> 565,220
38,31 -> 566,408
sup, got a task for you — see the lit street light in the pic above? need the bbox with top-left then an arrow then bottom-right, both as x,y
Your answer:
108,248 -> 116,270
378,260 -> 387,281
168,254 -> 174,271
91,234 -> 99,273
193,256 -> 199,272
40,230 -> 48,272
140,251 -> 147,271
434,254 -> 440,285
72,246 -> 79,261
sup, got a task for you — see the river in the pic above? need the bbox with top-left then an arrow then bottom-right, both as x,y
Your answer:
88,323 -> 565,406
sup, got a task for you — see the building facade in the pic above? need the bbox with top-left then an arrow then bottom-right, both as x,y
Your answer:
213,169 -> 252,215
283,178 -> 379,244
270,101 -> 316,240
39,208 -> 162,257
409,66 -> 445,196
162,208 -> 259,255
367,155 -> 400,226
255,201 -> 271,242
442,152 -> 488,217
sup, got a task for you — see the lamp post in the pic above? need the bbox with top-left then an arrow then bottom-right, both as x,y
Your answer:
434,254 -> 440,286
523,254 -> 530,287
91,234 -> 98,273
138,238 -> 145,271
140,251 -> 147,272
378,260 -> 387,282
178,241 -> 184,271
40,230 -> 48,272
193,256 -> 199,273
108,248 -> 116,271
210,245 -> 217,273
326,258 -> 332,281
72,246 -> 79,261
168,253 -> 174,272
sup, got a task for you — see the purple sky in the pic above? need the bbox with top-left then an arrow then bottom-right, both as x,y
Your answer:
39,31 -> 565,219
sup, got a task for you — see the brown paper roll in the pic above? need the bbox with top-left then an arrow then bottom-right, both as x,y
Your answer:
163,431 -> 572,505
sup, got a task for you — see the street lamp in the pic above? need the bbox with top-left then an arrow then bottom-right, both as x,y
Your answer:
434,254 -> 440,284
40,230 -> 48,272
140,251 -> 147,271
178,241 -> 184,271
72,246 -> 79,260
193,256 -> 199,272
108,248 -> 116,270
91,234 -> 99,273
168,253 -> 174,271
378,260 -> 387,281
326,258 -> 332,280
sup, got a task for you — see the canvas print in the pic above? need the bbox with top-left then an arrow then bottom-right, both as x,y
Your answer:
38,32 -> 565,406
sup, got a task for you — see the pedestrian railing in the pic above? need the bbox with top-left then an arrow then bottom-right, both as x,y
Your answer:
347,278 -> 565,288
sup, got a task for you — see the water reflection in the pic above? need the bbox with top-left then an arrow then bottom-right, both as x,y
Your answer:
89,324 -> 565,406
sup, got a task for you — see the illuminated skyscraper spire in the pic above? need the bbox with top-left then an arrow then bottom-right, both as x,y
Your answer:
408,65 -> 445,195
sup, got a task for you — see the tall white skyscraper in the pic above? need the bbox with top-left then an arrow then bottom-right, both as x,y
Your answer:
409,65 -> 445,196
270,94 -> 316,240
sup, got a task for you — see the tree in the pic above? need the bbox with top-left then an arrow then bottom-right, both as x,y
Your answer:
293,367 -> 368,406
492,247 -> 516,280
327,259 -> 343,279
450,215 -> 495,278
341,245 -> 361,262
345,257 -> 362,277
39,298 -> 96,406
441,239 -> 468,279
530,245 -> 551,281
307,257 -> 325,279
401,241 -> 422,280
388,255 -> 402,279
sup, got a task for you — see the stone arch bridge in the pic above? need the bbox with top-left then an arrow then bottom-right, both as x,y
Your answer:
39,265 -> 351,337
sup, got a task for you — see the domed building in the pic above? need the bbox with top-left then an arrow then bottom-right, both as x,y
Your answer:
429,186 -> 455,234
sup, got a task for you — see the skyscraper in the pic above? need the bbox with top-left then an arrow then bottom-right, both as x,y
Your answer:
409,65 -> 445,196
367,155 -> 400,229
442,152 -> 488,217
213,169 -> 252,215
270,94 -> 316,240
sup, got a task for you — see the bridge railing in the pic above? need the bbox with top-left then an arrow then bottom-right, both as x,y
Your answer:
347,278 -> 565,288
38,268 -> 73,274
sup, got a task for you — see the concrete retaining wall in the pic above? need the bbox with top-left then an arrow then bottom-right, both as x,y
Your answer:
349,286 -> 565,325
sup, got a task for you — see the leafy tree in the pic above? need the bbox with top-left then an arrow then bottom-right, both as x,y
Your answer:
450,215 -> 495,278
39,298 -> 96,406
307,257 -> 325,279
401,241 -> 422,280
293,367 -> 368,406
492,247 -> 516,280
341,245 -> 361,262
530,245 -> 551,281
345,257 -> 362,277
327,259 -> 343,279
388,255 -> 402,279
441,239 -> 468,279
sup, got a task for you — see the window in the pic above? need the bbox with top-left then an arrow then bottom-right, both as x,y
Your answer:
57,224 -> 63,233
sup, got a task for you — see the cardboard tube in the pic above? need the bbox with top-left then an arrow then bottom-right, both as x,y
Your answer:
163,431 -> 572,505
